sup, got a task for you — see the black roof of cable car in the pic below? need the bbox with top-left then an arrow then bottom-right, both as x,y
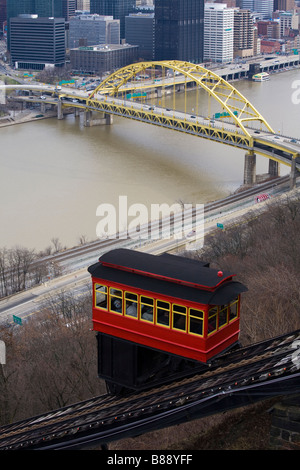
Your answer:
96,249 -> 234,289
88,249 -> 247,305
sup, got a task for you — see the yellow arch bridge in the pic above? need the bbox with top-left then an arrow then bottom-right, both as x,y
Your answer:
6,60 -> 300,186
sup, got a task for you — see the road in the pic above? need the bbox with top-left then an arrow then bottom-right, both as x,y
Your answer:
2,80 -> 300,167
0,175 -> 297,326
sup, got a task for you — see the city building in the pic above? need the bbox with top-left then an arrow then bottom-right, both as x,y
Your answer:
125,12 -> 155,60
70,43 -> 139,74
274,0 -> 296,10
90,0 -> 136,40
76,0 -> 91,10
69,14 -> 120,49
279,11 -> 298,37
6,0 -> 66,49
236,0 -> 254,10
256,20 -> 280,38
234,8 -> 254,58
0,0 -> 6,35
155,0 -> 204,63
204,3 -> 234,63
63,0 -> 76,20
253,0 -> 274,19
10,15 -> 65,69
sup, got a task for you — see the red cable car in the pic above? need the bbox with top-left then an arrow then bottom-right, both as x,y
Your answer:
88,249 -> 247,393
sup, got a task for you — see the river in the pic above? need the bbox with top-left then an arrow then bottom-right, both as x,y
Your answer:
0,69 -> 299,251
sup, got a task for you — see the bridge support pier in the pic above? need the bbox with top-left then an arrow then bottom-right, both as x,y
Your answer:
57,100 -> 64,120
268,159 -> 279,177
244,151 -> 256,186
84,110 -> 113,127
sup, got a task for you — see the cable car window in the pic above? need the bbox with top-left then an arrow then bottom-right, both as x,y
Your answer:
229,297 -> 239,322
110,288 -> 123,314
156,300 -> 170,327
218,305 -> 228,328
125,291 -> 138,318
189,308 -> 204,336
140,296 -> 154,322
95,283 -> 108,310
208,307 -> 217,335
172,304 -> 187,331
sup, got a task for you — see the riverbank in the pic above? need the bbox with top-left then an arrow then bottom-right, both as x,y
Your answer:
0,108 -> 57,128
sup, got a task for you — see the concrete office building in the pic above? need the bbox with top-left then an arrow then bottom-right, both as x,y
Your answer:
125,12 -> 155,60
10,15 -> 65,69
204,3 -> 234,63
70,43 -> 139,74
279,11 -> 298,36
155,0 -> 204,63
69,14 -> 120,49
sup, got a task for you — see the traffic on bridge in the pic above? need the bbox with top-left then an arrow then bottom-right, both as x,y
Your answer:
2,60 -> 300,187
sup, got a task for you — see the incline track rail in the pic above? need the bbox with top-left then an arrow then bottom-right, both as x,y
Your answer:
0,329 -> 299,450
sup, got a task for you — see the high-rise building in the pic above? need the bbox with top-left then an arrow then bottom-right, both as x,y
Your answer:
76,0 -> 90,10
10,15 -> 65,69
125,12 -> 155,60
204,2 -> 234,63
6,0 -> 65,49
90,0 -> 136,40
63,0 -> 76,20
155,0 -> 204,63
274,0 -> 295,11
236,0 -> 254,10
0,0 -> 6,34
253,0 -> 274,19
279,10 -> 298,36
69,14 -> 120,49
234,8 -> 254,57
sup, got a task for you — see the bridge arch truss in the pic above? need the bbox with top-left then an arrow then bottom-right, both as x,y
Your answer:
87,60 -> 275,148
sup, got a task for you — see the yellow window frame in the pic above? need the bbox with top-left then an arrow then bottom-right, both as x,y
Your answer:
188,307 -> 204,337
218,304 -> 228,329
124,291 -> 138,319
94,283 -> 108,310
229,297 -> 239,322
156,299 -> 170,327
140,295 -> 154,323
208,306 -> 218,336
172,304 -> 187,332
109,287 -> 123,315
